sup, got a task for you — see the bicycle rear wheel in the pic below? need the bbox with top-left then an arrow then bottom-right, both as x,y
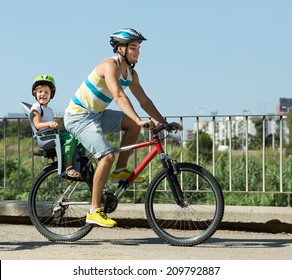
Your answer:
28,163 -> 93,242
145,162 -> 224,246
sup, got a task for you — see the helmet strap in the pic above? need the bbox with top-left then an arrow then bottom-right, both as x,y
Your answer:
117,45 -> 135,70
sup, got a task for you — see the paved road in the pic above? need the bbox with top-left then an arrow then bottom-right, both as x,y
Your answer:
0,224 -> 292,260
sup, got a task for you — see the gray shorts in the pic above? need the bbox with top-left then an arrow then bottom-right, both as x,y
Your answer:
64,110 -> 124,159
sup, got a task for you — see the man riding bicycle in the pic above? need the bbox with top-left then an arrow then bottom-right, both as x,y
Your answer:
64,28 -> 182,228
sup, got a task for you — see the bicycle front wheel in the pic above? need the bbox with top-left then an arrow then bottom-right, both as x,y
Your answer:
145,162 -> 224,246
28,163 -> 93,242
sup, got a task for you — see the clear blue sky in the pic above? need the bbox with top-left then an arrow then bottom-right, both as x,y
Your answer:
1,0 -> 291,123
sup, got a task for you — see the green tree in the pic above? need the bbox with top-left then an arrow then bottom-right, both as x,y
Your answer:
1,119 -> 32,139
252,117 -> 280,149
185,130 -> 212,162
285,111 -> 292,155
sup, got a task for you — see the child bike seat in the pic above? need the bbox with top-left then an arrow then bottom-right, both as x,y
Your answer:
20,101 -> 63,174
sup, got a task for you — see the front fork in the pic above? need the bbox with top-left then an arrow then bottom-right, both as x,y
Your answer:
161,154 -> 187,207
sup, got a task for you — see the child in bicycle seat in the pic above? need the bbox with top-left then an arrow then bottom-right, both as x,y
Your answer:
31,74 -> 85,179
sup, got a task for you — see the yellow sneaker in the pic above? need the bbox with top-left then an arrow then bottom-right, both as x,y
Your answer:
86,208 -> 117,227
111,167 -> 144,183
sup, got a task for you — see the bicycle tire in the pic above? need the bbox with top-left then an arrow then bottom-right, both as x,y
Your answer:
28,163 -> 93,242
145,162 -> 224,246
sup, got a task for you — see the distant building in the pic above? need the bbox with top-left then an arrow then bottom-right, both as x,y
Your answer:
6,113 -> 26,118
187,114 -> 289,147
193,116 -> 256,146
276,98 -> 292,115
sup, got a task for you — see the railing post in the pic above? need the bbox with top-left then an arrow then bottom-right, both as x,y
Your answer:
245,115 -> 249,192
180,117 -> 183,163
17,119 -> 21,187
228,116 -> 232,192
196,116 -> 199,190
31,129 -> 35,180
262,116 -> 266,192
196,116 -> 199,166
3,119 -> 7,188
212,116 -> 216,176
279,115 -> 283,192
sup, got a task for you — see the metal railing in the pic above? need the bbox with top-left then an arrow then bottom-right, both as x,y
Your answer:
1,115 -> 292,195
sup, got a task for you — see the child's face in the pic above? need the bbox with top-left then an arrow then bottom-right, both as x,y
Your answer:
34,85 -> 52,105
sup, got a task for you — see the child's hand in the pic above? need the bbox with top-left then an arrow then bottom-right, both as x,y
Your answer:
49,121 -> 59,129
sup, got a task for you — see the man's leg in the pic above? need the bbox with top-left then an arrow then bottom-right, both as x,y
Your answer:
115,115 -> 141,169
86,152 -> 117,227
91,153 -> 115,209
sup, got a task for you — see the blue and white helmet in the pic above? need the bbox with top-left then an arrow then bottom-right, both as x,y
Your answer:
110,28 -> 147,53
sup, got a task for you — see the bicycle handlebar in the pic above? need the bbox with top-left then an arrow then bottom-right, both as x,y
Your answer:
144,123 -> 178,134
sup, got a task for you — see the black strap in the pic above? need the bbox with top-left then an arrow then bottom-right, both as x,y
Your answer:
117,45 -> 135,71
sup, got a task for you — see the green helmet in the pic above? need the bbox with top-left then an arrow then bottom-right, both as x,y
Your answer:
32,74 -> 56,99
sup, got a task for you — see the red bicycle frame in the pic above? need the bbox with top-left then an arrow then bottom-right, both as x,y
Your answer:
113,133 -> 165,185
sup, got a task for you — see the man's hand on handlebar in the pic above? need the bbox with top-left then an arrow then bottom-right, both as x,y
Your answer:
167,122 -> 183,131
139,120 -> 156,130
140,120 -> 183,132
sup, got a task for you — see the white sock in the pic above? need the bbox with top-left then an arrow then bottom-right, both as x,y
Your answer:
90,208 -> 99,214
113,167 -> 124,174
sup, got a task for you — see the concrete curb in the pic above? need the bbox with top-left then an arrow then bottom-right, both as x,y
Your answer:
0,200 -> 292,233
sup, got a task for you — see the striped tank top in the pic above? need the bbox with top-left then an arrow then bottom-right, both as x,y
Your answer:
66,56 -> 132,114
